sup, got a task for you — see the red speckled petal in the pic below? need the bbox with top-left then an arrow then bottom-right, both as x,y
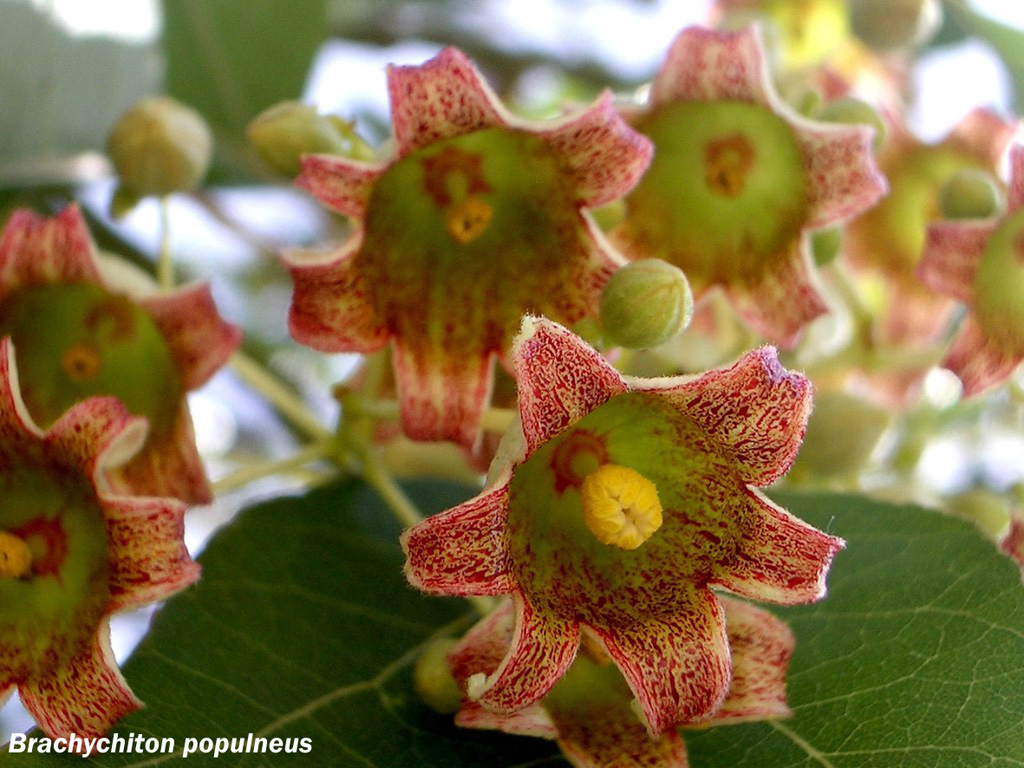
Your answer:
402,483 -> 515,596
108,401 -> 211,505
296,154 -> 385,219
702,597 -> 793,725
798,122 -> 887,229
725,241 -> 829,347
949,108 -> 1018,171
19,628 -> 140,741
1009,145 -> 1024,212
0,205 -> 102,299
558,715 -> 690,768
650,26 -> 770,107
540,92 -> 653,208
944,315 -> 1024,397
387,47 -> 506,154
104,495 -> 199,612
391,338 -> 494,450
284,237 -> 389,354
713,489 -> 845,605
597,589 -> 730,733
918,220 -> 995,303
472,595 -> 580,713
140,282 -> 241,391
451,600 -> 559,738
45,396 -> 148,482
641,346 -> 812,487
512,317 -> 628,453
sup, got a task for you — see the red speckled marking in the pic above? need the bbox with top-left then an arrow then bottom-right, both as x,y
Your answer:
286,47 -> 649,450
0,207 -> 239,503
0,337 -> 198,741
11,516 -> 67,578
404,318 -> 842,733
919,220 -> 995,303
620,25 -> 885,347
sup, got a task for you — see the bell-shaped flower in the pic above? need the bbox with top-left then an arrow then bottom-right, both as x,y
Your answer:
0,206 -> 241,503
448,596 -> 794,767
285,47 -> 652,451
846,108 -> 1016,353
0,338 -> 198,740
918,146 -> 1024,395
403,316 -> 843,733
611,25 -> 886,346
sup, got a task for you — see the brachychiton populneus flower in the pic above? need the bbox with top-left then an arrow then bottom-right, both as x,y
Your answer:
403,316 -> 843,733
0,206 -> 241,504
0,338 -> 198,739
286,47 -> 652,451
448,596 -> 794,768
611,25 -> 886,346
918,145 -> 1024,395
845,108 -> 1015,352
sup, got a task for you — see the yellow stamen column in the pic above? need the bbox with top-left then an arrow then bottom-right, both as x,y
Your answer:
580,464 -> 663,550
0,531 -> 32,579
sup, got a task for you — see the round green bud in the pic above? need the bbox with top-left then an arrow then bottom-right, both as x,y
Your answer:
790,391 -> 890,481
413,638 -> 463,715
811,227 -> 843,266
816,97 -> 887,151
247,101 -> 375,177
850,0 -> 942,51
939,168 -> 1003,220
600,259 -> 693,349
948,490 -> 1011,540
107,96 -> 212,198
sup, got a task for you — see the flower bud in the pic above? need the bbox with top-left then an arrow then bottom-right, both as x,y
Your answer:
599,259 -> 693,349
107,96 -> 212,198
413,638 -> 464,715
790,391 -> 890,481
939,168 -> 1003,220
850,0 -> 942,51
247,101 -> 375,177
816,97 -> 887,151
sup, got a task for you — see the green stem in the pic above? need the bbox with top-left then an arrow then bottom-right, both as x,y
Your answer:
213,440 -> 335,494
157,196 -> 175,289
230,351 -> 333,442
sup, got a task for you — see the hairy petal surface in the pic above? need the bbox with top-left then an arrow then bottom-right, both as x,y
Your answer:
598,589 -> 730,733
402,483 -> 515,596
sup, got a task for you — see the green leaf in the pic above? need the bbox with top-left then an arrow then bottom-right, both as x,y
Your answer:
161,0 -> 328,181
6,487 -> 1024,766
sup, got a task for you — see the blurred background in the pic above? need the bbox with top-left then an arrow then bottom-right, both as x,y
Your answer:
2,0 -> 1024,739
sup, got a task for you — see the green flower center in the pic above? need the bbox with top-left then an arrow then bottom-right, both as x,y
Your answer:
0,282 -> 182,438
0,466 -> 110,677
624,101 -> 808,290
358,127 -> 586,354
973,208 -> 1024,354
870,146 -> 987,274
507,392 -> 748,624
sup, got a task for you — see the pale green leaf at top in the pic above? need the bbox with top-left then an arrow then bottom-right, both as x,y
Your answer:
5,485 -> 1024,767
162,0 -> 328,139
0,0 -> 159,175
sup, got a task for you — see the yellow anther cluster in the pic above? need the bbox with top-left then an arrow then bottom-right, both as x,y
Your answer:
446,195 -> 493,244
0,531 -> 32,579
703,134 -> 755,198
580,464 -> 663,550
